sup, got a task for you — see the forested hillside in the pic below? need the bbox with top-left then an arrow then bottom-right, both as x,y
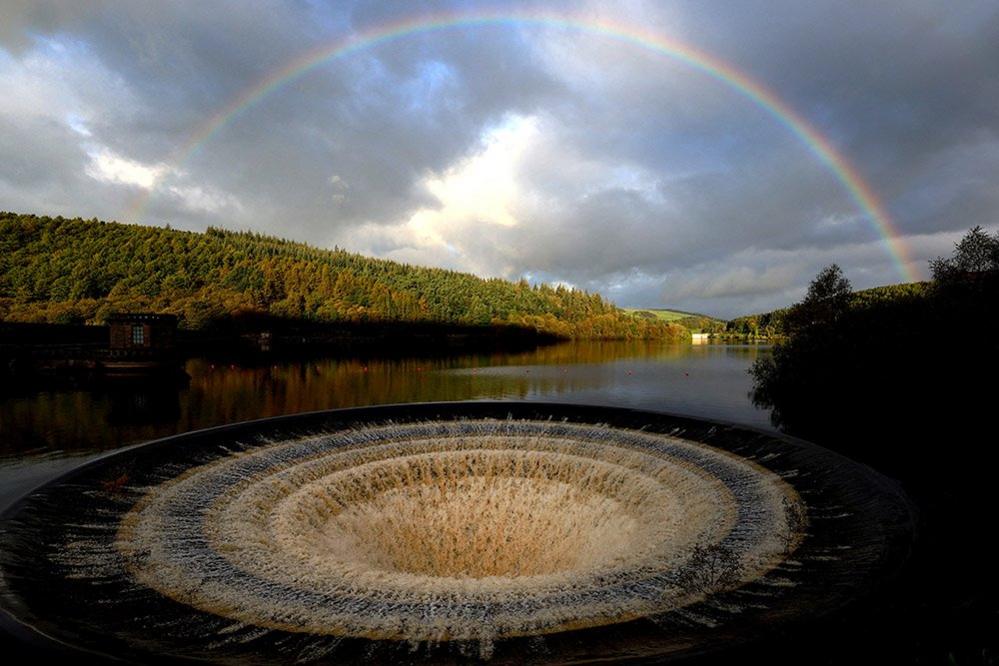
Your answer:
726,282 -> 930,339
0,213 -> 684,340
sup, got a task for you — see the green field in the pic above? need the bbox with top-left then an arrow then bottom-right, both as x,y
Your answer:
623,308 -> 699,322
623,308 -> 728,334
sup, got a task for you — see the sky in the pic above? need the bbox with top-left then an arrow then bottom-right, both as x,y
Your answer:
1,0 -> 997,317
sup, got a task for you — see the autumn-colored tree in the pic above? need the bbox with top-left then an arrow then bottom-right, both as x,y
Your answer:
0,212 -> 685,341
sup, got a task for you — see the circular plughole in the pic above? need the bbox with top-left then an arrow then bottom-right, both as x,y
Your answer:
119,424 -> 801,641
0,403 -> 914,663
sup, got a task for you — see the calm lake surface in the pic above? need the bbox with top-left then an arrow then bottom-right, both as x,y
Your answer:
0,342 -> 770,507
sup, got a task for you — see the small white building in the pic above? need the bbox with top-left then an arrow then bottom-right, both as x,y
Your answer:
691,332 -> 710,344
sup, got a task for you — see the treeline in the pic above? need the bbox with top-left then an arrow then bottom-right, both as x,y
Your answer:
725,308 -> 790,339
750,227 -> 999,444
726,282 -> 930,339
0,212 -> 685,340
674,314 -> 727,333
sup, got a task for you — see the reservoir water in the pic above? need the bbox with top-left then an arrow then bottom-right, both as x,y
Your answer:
0,342 -> 770,507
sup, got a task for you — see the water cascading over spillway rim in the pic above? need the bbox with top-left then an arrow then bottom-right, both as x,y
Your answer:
0,402 -> 915,663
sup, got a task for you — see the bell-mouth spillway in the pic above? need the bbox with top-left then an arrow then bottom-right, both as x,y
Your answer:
0,402 -> 914,663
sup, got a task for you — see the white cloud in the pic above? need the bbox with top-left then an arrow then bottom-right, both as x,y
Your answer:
81,144 -> 242,216
330,174 -> 349,205
65,113 -> 92,137
338,114 -> 542,273
815,212 -> 864,231
166,183 -> 242,215
337,111 -> 675,277
84,146 -> 170,189
413,114 -> 539,232
337,109 -> 682,282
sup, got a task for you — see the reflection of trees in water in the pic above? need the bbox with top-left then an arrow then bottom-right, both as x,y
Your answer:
0,341 -> 716,457
453,339 -> 701,366
107,385 -> 181,426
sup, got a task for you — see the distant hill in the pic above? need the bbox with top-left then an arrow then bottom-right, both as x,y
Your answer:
623,307 -> 694,322
624,308 -> 727,333
0,212 -> 685,340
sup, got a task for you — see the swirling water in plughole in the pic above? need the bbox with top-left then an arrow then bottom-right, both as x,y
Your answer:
0,404 -> 913,663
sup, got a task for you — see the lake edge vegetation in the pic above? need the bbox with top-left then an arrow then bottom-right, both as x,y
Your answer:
749,225 -> 999,440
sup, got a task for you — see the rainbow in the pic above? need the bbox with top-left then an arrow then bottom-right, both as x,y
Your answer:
126,10 -> 920,282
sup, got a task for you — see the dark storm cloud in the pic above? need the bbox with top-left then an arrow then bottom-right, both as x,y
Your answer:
1,0 -> 997,317
683,1 -> 999,242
